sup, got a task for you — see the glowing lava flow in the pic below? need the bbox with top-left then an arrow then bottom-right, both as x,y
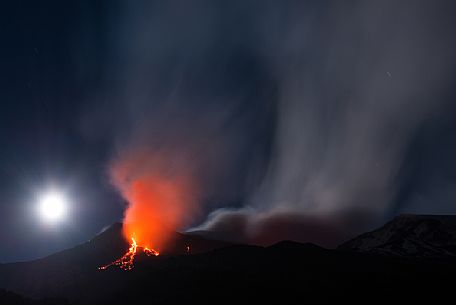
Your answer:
98,237 -> 159,271
144,247 -> 160,257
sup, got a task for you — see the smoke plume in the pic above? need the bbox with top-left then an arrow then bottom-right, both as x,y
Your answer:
83,0 -> 456,248
110,146 -> 200,250
191,0 -> 456,246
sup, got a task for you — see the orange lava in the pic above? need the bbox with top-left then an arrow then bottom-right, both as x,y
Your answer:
98,237 -> 159,271
144,247 -> 160,257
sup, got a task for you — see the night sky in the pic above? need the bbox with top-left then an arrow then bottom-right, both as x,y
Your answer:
1,0 -> 456,262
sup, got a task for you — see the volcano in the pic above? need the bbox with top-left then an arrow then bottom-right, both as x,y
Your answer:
1,216 -> 456,305
0,223 -> 230,302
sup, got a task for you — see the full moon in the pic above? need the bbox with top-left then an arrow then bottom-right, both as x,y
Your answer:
38,190 -> 68,222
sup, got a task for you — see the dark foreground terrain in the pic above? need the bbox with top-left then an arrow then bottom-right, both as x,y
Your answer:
1,215 -> 456,305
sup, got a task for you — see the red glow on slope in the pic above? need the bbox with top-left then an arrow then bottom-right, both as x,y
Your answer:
98,237 -> 159,271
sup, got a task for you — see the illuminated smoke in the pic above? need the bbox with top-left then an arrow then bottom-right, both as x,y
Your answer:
190,0 -> 456,246
110,147 -> 199,252
84,0 -> 456,249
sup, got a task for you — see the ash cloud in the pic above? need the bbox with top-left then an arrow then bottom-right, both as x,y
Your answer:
81,0 -> 278,242
190,0 -> 456,246
83,0 -> 456,247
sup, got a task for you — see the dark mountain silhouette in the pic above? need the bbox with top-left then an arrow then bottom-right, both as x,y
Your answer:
339,214 -> 456,257
0,216 -> 456,304
0,223 -> 230,302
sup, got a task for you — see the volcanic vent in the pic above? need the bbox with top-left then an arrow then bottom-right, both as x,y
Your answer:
97,223 -> 231,271
99,146 -> 205,270
98,237 -> 159,271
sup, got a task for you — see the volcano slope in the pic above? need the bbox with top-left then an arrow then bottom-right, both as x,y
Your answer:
339,214 -> 456,256
0,218 -> 455,305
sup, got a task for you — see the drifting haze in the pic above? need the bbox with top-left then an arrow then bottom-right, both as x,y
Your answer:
84,0 -> 456,247
195,0 -> 456,246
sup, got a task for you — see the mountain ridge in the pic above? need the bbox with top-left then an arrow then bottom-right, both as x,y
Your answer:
2,215 -> 456,304
338,214 -> 456,256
